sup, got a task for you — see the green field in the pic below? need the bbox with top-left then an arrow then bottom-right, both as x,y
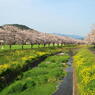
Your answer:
0,49 -> 70,95
0,44 -> 59,51
0,44 -> 94,95
0,44 -> 77,51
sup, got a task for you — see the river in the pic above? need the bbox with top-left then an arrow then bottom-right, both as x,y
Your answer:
53,58 -> 73,95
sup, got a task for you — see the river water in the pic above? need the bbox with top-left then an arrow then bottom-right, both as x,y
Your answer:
53,58 -> 73,95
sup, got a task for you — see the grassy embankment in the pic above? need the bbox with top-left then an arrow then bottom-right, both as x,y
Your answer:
0,52 -> 70,95
0,47 -> 68,89
73,48 -> 95,95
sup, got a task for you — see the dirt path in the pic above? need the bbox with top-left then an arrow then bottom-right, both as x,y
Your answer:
53,58 -> 73,95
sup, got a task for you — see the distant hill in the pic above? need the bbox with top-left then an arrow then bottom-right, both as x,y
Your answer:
53,33 -> 84,40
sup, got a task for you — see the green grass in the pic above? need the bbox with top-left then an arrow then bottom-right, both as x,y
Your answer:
19,83 -> 57,95
1,83 -> 56,95
0,47 -> 63,74
0,44 -> 78,52
0,47 -> 68,90
0,44 -> 62,51
0,53 -> 70,95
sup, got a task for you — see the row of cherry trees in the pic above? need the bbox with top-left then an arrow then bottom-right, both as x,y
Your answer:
0,32 -> 84,48
0,25 -> 86,49
85,25 -> 95,46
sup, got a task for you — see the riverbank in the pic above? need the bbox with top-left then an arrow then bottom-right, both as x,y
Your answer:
53,58 -> 73,95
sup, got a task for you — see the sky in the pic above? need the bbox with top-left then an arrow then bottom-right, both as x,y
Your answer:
0,0 -> 95,36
